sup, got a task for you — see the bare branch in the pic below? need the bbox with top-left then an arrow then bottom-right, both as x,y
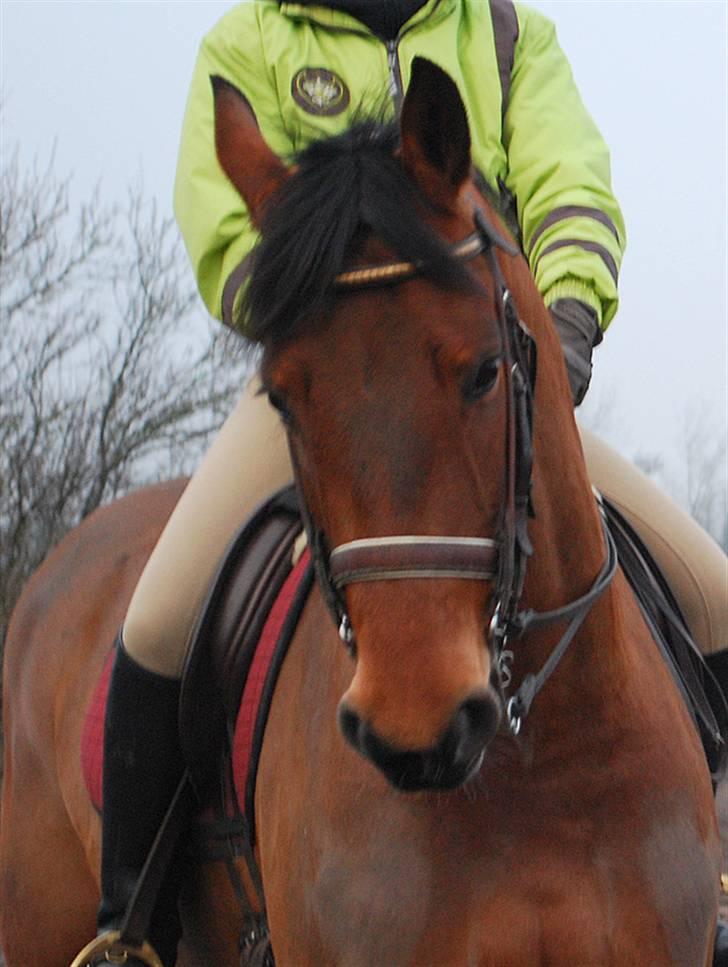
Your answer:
0,136 -> 256,672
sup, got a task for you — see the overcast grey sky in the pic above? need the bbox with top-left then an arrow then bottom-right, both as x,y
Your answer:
2,0 -> 727,497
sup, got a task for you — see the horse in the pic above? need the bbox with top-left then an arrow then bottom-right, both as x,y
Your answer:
0,58 -> 720,966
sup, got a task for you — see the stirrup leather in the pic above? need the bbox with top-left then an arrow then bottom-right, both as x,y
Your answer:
69,930 -> 164,967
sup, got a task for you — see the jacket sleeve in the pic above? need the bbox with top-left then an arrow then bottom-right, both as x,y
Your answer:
504,4 -> 626,328
173,6 -> 293,327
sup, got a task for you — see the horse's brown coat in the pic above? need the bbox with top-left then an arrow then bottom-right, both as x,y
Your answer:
0,60 -> 720,966
0,481 -> 186,964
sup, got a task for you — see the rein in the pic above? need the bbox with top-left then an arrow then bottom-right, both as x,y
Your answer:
299,207 -> 617,734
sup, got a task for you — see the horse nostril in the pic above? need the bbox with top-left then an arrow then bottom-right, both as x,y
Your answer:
338,702 -> 364,752
447,691 -> 501,767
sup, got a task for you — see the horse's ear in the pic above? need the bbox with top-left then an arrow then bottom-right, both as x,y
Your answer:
211,76 -> 290,226
399,58 -> 471,211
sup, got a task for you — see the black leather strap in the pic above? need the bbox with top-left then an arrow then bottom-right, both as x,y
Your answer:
118,771 -> 197,950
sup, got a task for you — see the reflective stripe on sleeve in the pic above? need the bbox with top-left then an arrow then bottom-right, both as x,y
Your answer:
535,239 -> 619,286
528,206 -> 621,256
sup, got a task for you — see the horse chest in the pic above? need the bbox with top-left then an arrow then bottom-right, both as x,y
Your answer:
293,849 -> 710,967
266,789 -> 716,967
255,525 -> 718,967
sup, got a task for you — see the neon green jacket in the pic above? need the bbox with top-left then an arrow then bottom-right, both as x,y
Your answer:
174,0 -> 625,333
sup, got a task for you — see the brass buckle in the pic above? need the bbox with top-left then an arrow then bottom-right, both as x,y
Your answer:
69,930 -> 164,967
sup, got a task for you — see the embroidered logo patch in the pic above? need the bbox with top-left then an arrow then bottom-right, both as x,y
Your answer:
292,68 -> 350,117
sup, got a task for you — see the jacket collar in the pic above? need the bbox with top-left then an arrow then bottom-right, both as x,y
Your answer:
280,0 -> 456,37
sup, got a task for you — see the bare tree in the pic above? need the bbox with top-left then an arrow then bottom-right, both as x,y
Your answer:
0,144 -> 254,659
679,407 -> 728,551
632,409 -> 727,552
581,379 -> 726,552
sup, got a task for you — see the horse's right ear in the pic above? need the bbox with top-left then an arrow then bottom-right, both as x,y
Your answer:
399,58 -> 471,212
211,76 -> 289,226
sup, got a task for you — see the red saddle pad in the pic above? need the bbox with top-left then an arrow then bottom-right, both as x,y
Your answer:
81,550 -> 312,815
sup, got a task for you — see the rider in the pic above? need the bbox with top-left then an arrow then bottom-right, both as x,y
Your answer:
82,1 -> 728,964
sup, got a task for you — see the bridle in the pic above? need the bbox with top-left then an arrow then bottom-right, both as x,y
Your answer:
294,205 -> 617,735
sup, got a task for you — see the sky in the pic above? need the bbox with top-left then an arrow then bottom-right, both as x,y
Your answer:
2,0 -> 727,501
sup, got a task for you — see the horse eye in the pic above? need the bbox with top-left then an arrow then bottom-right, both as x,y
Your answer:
463,356 -> 501,403
268,390 -> 293,425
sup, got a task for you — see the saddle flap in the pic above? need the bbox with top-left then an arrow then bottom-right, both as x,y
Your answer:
179,486 -> 303,780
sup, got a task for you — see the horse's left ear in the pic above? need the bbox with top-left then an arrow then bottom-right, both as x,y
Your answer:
211,75 -> 290,226
400,57 -> 471,211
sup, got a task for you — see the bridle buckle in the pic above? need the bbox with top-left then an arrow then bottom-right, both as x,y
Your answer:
506,696 -> 523,736
338,613 -> 354,645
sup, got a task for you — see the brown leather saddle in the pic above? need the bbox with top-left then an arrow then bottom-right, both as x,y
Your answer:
173,485 -> 309,964
179,484 -> 305,780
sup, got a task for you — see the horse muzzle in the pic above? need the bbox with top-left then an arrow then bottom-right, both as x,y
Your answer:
337,687 -> 502,791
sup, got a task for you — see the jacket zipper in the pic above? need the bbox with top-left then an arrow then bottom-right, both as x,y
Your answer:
386,40 -> 404,109
385,0 -> 444,114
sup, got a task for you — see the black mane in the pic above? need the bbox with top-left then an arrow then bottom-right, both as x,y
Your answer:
242,119 -> 474,343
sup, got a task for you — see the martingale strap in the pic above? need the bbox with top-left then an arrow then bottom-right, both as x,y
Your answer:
503,518 -> 618,734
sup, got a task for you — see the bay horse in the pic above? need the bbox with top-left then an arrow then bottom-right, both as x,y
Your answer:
0,58 -> 720,966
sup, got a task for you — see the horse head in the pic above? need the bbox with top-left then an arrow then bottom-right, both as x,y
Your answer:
213,59 -> 578,791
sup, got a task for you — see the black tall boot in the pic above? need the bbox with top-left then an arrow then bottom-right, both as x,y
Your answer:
705,648 -> 728,967
95,638 -> 187,966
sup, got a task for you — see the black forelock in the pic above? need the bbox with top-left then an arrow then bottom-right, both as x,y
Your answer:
241,118 -> 473,344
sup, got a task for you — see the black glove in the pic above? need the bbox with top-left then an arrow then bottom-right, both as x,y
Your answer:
549,298 -> 602,406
